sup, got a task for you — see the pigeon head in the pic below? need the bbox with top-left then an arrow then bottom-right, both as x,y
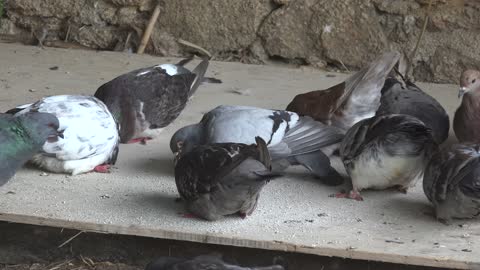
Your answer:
459,70 -> 480,98
170,124 -> 204,157
18,112 -> 63,145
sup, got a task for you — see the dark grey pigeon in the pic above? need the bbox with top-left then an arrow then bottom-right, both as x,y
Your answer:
423,143 -> 480,224
175,137 -> 280,221
376,76 -> 450,144
146,255 -> 284,270
94,56 -> 221,144
337,114 -> 437,201
0,112 -> 61,186
170,105 -> 345,186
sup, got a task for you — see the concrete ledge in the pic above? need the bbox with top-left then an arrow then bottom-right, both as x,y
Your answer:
0,44 -> 477,269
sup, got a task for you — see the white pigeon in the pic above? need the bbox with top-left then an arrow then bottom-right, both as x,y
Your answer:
8,95 -> 120,175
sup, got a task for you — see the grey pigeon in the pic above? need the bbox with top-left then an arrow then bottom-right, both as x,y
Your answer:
94,56 -> 221,144
376,76 -> 450,144
175,137 -> 280,221
0,112 -> 61,186
286,51 -> 401,131
454,69 -> 480,143
146,255 -> 284,270
337,114 -> 436,201
423,143 -> 480,224
7,95 -> 120,175
170,105 -> 345,186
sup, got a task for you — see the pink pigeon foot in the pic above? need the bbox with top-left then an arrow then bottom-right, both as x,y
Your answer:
238,212 -> 247,219
93,164 -> 110,173
331,190 -> 363,201
179,213 -> 197,219
127,137 -> 152,145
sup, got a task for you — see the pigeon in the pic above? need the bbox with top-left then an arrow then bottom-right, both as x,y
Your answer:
423,143 -> 480,224
454,69 -> 480,143
338,114 -> 437,201
0,112 -> 61,186
285,51 -> 401,131
146,255 -> 285,270
94,56 -> 221,144
376,75 -> 450,144
7,95 -> 120,175
170,105 -> 345,186
175,137 -> 280,221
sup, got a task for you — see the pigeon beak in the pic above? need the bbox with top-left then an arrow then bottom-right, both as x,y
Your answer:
57,130 -> 65,139
458,87 -> 468,98
173,152 -> 180,165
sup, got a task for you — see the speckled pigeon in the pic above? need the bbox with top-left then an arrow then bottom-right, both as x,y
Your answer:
454,69 -> 480,143
7,95 -> 120,175
337,114 -> 437,201
175,137 -> 279,221
376,75 -> 449,144
0,112 -> 61,186
170,105 -> 345,186
423,143 -> 480,224
146,255 -> 285,270
94,56 -> 221,144
286,51 -> 401,131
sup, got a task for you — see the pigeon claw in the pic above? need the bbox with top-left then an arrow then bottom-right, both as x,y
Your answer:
238,212 -> 247,219
331,190 -> 363,201
93,164 -> 110,173
179,213 -> 197,219
127,137 -> 153,145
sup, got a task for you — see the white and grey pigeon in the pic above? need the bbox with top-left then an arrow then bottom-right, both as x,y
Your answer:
94,56 -> 221,145
175,137 -> 280,221
337,114 -> 437,201
170,105 -> 346,186
146,255 -> 285,270
6,95 -> 120,175
423,143 -> 480,224
0,112 -> 61,186
376,75 -> 450,144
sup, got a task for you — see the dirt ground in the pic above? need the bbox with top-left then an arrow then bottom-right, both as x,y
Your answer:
0,221 -> 446,270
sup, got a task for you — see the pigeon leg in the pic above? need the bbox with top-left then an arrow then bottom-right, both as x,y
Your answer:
179,212 -> 198,219
127,137 -> 153,144
331,189 -> 363,201
238,212 -> 247,219
93,164 -> 110,173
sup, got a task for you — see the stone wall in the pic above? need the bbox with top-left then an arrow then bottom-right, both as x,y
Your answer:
2,0 -> 479,83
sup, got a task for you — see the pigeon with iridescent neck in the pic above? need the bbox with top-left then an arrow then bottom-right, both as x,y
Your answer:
95,56 -> 221,144
0,112 -> 61,186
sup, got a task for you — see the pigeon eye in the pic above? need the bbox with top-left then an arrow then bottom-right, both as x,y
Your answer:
472,79 -> 477,84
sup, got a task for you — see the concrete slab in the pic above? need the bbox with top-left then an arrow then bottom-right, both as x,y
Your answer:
0,44 -> 478,269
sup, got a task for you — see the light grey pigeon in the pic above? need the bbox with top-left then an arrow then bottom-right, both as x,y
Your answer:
286,51 -> 401,131
423,143 -> 480,224
337,114 -> 437,201
454,69 -> 480,143
94,56 -> 221,145
175,137 -> 280,221
0,112 -> 61,186
7,95 -> 120,175
376,76 -> 450,144
146,254 -> 285,270
170,105 -> 345,186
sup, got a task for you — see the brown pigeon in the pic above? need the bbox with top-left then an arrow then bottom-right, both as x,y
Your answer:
286,51 -> 400,131
454,69 -> 480,143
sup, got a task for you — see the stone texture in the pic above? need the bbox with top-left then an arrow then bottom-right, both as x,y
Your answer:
156,0 -> 273,54
3,0 -> 480,83
260,0 -> 389,68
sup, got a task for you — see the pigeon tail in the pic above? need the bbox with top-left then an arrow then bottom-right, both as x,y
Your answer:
273,116 -> 344,157
255,136 -> 272,170
290,150 -> 344,186
5,103 -> 33,114
188,57 -> 210,98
